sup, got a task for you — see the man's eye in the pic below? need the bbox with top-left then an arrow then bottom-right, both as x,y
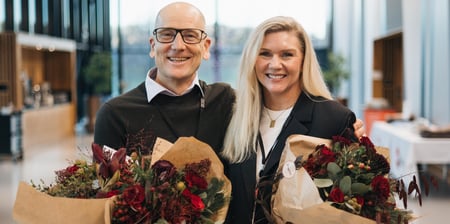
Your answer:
183,32 -> 200,39
160,32 -> 174,37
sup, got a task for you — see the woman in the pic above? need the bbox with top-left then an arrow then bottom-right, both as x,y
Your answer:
222,16 -> 357,223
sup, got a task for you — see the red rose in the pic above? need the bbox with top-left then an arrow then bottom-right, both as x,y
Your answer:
182,189 -> 205,211
371,175 -> 390,200
66,164 -> 79,174
332,136 -> 352,146
106,190 -> 121,198
359,136 -> 375,150
122,184 -> 145,207
355,195 -> 364,205
320,148 -> 336,163
185,172 -> 208,190
329,187 -> 345,203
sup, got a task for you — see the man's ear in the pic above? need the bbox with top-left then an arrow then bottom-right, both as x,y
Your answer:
149,37 -> 156,58
202,38 -> 212,60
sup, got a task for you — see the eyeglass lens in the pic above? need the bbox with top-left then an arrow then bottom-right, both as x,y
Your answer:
154,28 -> 205,44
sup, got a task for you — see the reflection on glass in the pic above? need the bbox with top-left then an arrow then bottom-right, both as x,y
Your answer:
0,0 -> 4,31
111,0 -> 331,93
28,0 -> 36,33
42,0 -> 49,33
13,0 -> 21,31
62,0 -> 70,37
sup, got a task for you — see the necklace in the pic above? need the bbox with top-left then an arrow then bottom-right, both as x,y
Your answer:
265,108 -> 289,128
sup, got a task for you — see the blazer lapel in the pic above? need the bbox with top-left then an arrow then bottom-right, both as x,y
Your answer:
260,92 -> 314,176
240,154 -> 257,206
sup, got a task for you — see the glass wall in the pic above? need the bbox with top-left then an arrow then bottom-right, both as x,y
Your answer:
110,0 -> 331,93
0,0 -> 4,32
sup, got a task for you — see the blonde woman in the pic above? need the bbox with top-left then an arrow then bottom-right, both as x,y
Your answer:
222,16 -> 358,223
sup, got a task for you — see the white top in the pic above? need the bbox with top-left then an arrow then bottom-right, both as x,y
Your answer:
256,106 -> 293,180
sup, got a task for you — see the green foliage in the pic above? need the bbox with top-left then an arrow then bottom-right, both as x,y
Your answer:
83,52 -> 112,95
323,51 -> 349,94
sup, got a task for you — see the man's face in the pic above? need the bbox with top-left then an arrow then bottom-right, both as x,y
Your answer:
149,6 -> 211,89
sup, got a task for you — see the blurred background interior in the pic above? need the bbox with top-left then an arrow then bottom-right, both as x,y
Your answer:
1,0 -> 449,223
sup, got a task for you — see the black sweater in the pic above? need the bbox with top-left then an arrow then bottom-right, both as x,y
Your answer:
94,81 -> 235,155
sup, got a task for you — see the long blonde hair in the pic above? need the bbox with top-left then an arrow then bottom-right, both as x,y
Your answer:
221,16 -> 332,163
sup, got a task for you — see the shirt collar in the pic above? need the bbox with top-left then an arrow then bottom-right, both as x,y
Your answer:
145,67 -> 204,103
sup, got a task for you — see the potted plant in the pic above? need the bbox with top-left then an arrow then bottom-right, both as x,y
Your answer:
322,51 -> 350,105
83,52 -> 112,133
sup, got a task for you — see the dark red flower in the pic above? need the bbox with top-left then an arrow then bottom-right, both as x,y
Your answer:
355,195 -> 365,205
332,136 -> 352,147
185,172 -> 208,190
371,175 -> 390,201
359,136 -> 375,150
106,190 -> 121,198
122,184 -> 145,207
92,143 -> 127,180
182,189 -> 205,211
329,187 -> 345,203
152,160 -> 177,181
66,164 -> 79,174
319,148 -> 336,164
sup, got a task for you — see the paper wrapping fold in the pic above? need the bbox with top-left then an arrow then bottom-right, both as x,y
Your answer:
13,181 -> 112,224
159,137 -> 232,223
13,137 -> 230,224
271,134 -> 375,224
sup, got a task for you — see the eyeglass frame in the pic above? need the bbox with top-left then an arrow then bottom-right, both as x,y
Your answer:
152,27 -> 208,44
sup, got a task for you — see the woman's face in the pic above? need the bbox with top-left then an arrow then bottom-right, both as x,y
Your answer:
255,31 -> 303,100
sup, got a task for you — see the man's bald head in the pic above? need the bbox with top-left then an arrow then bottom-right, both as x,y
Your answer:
155,2 -> 206,29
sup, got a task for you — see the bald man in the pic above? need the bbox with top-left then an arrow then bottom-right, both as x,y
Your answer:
94,2 -> 236,155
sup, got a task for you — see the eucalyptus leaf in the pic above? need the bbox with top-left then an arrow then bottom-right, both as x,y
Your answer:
339,176 -> 352,194
327,162 -> 342,177
351,182 -> 370,195
313,178 -> 334,188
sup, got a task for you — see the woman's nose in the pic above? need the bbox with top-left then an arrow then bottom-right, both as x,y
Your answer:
269,56 -> 282,68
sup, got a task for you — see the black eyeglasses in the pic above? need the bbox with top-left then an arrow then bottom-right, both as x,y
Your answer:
153,28 -> 207,44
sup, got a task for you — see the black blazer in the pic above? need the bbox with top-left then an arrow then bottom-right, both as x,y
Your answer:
225,92 -> 356,224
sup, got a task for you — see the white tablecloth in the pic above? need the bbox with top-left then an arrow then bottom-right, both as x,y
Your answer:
370,121 -> 450,183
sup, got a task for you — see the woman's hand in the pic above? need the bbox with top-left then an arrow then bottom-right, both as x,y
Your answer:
353,118 -> 366,139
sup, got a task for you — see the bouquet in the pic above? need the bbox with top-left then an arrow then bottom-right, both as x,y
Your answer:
13,137 -> 231,224
271,134 -> 435,224
110,137 -> 231,223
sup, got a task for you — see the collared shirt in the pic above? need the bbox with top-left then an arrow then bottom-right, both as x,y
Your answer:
145,67 -> 204,103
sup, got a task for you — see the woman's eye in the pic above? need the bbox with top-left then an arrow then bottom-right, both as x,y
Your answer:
281,52 -> 294,57
259,51 -> 271,57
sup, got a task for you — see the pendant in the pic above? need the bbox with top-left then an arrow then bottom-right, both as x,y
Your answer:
270,120 -> 275,128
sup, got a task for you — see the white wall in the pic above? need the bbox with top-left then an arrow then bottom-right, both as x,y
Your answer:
403,0 -> 450,124
334,0 -> 450,125
401,0 -> 422,120
332,0 -> 385,118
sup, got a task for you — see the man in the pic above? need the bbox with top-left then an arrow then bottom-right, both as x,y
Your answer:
94,2 -> 235,155
94,1 -> 365,155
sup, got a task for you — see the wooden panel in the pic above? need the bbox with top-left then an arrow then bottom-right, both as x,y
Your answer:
22,103 -> 75,148
0,32 -> 23,110
372,31 -> 403,112
21,47 -> 45,85
45,51 -> 71,90
1,32 -> 78,150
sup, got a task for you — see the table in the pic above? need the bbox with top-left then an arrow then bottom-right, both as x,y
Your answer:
370,121 -> 450,184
